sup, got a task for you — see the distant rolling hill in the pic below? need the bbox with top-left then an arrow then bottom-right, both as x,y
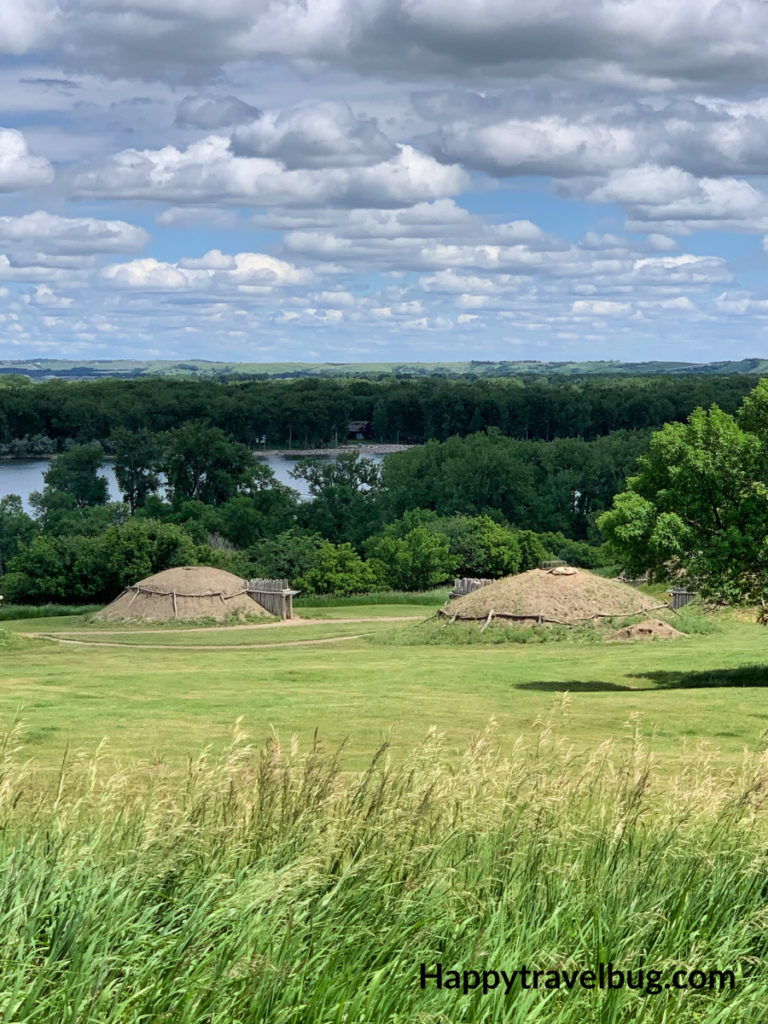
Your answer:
2,357 -> 768,381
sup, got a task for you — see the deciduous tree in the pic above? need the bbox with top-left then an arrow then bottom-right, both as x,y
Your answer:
111,428 -> 162,512
41,444 -> 109,508
599,405 -> 768,603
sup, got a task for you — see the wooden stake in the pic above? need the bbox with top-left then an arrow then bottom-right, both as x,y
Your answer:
480,609 -> 495,633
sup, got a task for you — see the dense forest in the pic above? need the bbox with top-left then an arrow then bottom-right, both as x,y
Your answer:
0,372 -> 762,605
0,373 -> 757,452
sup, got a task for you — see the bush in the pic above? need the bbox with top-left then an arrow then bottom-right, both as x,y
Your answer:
433,514 -> 522,577
367,527 -> 456,591
1,519 -> 198,604
296,540 -> 381,596
244,529 -> 323,583
537,531 -> 615,568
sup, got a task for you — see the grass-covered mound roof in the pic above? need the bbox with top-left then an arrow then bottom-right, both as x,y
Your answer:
96,566 -> 271,623
441,568 -> 666,626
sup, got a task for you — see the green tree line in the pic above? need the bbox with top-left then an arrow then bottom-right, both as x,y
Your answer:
0,373 -> 756,452
0,424 -> 630,603
6,373 -> 768,607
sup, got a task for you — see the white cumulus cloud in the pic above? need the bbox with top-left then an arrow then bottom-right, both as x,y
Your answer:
231,102 -> 397,168
0,211 -> 149,254
47,0 -> 768,90
590,165 -> 768,233
75,136 -> 467,208
571,299 -> 631,315
0,0 -> 59,55
0,128 -> 54,191
101,250 -> 312,291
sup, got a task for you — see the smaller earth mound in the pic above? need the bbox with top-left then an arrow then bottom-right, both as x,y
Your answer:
442,568 -> 666,625
611,618 -> 684,641
96,566 -> 271,623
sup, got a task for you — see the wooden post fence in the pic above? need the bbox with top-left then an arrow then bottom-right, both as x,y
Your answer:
245,578 -> 300,619
668,588 -> 698,611
450,578 -> 495,599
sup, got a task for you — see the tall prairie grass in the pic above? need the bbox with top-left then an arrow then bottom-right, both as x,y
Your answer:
0,706 -> 766,1022
0,603 -> 101,622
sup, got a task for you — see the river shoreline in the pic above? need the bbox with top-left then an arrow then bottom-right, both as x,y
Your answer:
0,447 -> 411,508
1,443 -> 414,462
257,443 -> 413,457
0,455 -> 55,461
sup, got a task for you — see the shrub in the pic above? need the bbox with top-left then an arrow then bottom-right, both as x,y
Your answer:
296,540 -> 381,596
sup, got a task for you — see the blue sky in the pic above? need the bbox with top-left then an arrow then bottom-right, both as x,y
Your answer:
3,1 -> 768,364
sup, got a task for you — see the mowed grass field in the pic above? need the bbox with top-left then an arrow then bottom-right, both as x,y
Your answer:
2,596 -> 768,771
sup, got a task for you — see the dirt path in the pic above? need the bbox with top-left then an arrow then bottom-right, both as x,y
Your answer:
37,614 -> 422,637
20,613 -> 426,650
29,633 -> 366,651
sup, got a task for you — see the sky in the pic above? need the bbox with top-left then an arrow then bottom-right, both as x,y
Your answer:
3,1 -> 768,365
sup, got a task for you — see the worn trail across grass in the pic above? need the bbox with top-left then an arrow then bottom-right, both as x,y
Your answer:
35,632 -> 365,651
2,601 -> 768,770
26,616 -> 421,649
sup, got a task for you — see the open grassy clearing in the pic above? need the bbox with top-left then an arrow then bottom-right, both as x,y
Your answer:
0,603 -> 434,632
36,618 -> 403,647
295,587 -> 451,608
2,600 -> 768,772
295,602 -> 437,619
38,614 -> 280,632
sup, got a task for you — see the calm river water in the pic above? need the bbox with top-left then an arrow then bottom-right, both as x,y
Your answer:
0,453 -> 388,509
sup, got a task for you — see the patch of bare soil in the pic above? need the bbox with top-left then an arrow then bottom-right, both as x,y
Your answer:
610,618 -> 684,641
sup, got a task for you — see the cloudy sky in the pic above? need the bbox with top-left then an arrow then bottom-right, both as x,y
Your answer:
3,0 -> 768,364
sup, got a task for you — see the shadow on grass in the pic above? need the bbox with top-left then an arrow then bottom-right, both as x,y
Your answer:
631,664 -> 768,689
516,681 -> 635,693
518,664 -> 768,692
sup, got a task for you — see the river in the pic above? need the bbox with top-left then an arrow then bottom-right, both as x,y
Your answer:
0,452 -> 391,509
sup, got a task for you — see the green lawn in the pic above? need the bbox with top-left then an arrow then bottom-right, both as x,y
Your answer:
3,604 -> 432,631
38,619 -> 398,647
295,603 -> 435,619
2,602 -> 768,771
